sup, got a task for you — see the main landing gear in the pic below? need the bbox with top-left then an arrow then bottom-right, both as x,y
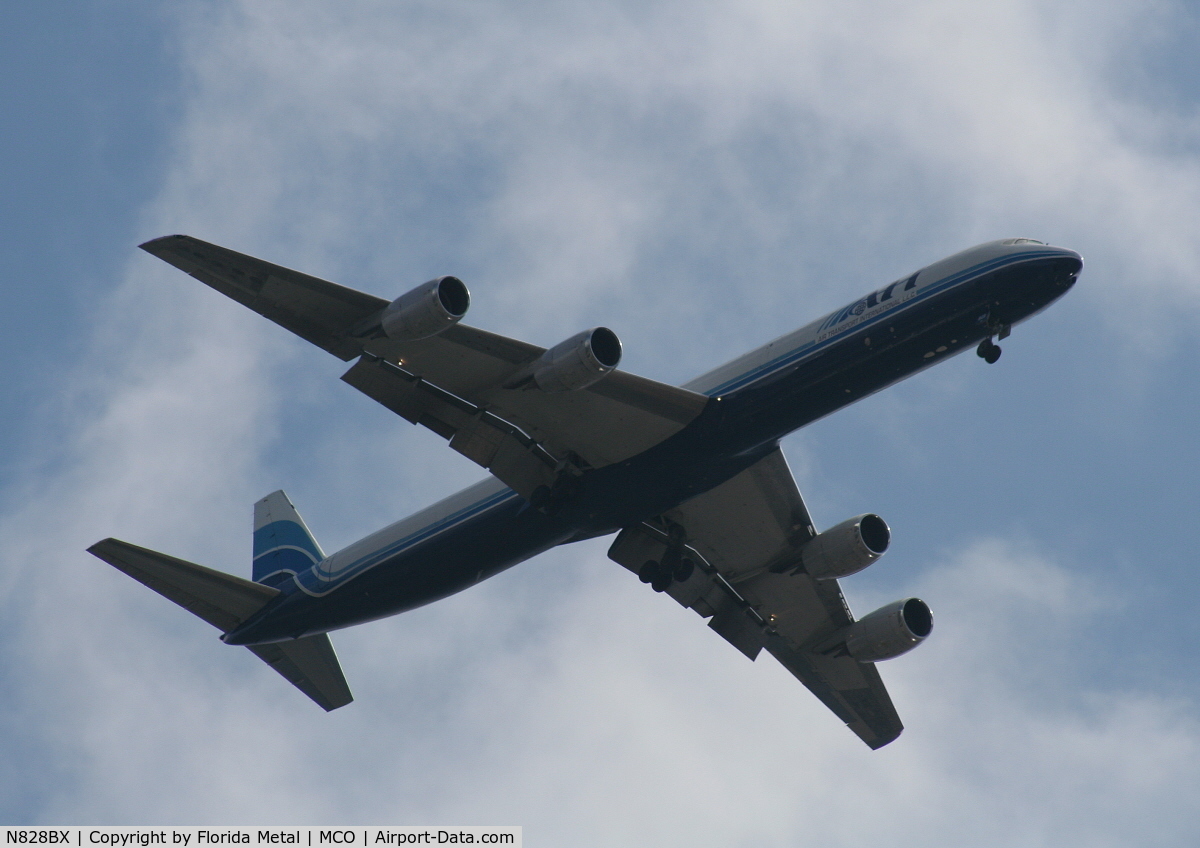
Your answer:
638,525 -> 695,592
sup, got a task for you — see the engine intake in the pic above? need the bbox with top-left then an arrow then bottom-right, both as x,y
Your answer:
381,275 -> 470,341
842,598 -> 933,662
800,513 -> 890,580
531,327 -> 622,392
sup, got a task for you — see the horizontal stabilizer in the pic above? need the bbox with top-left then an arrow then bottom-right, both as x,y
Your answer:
248,636 -> 354,711
88,538 -> 278,633
89,538 -> 354,712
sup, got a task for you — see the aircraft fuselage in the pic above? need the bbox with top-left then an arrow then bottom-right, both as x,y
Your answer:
224,239 -> 1080,645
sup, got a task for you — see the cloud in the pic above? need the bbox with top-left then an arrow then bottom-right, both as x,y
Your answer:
887,540 -> 1200,846
3,0 -> 1199,841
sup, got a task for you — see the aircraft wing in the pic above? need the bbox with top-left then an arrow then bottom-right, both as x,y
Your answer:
140,234 -> 390,361
607,447 -> 905,749
142,235 -> 708,494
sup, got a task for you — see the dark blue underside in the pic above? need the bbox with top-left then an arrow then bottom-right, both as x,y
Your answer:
226,252 -> 1080,644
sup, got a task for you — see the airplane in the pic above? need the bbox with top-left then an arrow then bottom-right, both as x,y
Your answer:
89,235 -> 1081,748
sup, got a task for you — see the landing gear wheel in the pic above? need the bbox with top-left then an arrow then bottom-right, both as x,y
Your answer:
651,572 -> 672,592
976,338 -> 1002,364
674,558 -> 694,582
639,560 -> 658,583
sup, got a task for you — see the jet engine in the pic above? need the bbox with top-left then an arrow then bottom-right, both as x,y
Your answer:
381,275 -> 470,341
800,513 -> 890,580
842,598 -> 933,662
531,327 -> 622,392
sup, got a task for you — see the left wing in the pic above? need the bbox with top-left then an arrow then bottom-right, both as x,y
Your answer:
142,235 -> 708,497
607,448 -> 906,749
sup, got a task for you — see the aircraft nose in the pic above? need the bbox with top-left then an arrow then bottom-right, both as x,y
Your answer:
1055,246 -> 1083,273
1048,246 -> 1083,290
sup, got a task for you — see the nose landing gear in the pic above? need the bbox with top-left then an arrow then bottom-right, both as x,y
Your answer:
975,312 -> 1010,365
976,337 -> 1002,364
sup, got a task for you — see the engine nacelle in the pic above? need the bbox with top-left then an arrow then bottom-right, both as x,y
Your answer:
843,598 -> 933,662
800,513 -> 890,580
380,275 -> 470,341
532,327 -> 622,392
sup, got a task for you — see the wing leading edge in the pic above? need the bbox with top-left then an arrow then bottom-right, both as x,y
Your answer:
607,448 -> 905,749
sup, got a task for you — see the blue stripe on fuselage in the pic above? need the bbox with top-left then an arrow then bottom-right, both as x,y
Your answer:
255,547 -> 319,572
703,249 -> 1066,398
292,486 -> 522,597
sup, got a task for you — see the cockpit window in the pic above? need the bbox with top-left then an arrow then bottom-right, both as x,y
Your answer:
1002,238 -> 1046,245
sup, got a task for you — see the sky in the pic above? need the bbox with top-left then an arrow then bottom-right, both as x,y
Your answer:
2,0 -> 1200,843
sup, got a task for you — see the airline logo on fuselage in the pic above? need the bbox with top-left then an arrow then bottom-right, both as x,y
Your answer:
816,271 -> 920,341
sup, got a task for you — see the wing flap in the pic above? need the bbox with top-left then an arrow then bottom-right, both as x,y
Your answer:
473,375 -> 708,466
341,354 -> 559,498
366,330 -> 709,468
764,636 -> 903,749
733,570 -> 853,652
366,325 -> 541,397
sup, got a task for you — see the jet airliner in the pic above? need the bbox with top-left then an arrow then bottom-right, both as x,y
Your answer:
90,236 -> 1080,748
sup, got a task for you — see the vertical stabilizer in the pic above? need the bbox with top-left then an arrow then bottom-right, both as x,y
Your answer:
253,490 -> 326,583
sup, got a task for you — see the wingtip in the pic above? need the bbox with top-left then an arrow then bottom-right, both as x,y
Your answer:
866,725 -> 903,750
86,537 -> 121,558
138,234 -> 188,254
322,693 -> 355,712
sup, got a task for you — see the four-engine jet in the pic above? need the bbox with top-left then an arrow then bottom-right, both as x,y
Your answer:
90,235 -> 1080,748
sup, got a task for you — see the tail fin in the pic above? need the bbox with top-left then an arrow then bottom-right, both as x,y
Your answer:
253,490 -> 325,583
88,537 -> 352,711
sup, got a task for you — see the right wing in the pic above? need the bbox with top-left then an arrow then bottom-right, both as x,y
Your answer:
607,448 -> 906,749
143,235 -> 708,497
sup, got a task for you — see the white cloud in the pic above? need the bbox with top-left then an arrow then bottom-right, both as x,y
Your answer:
3,0 -> 1200,841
